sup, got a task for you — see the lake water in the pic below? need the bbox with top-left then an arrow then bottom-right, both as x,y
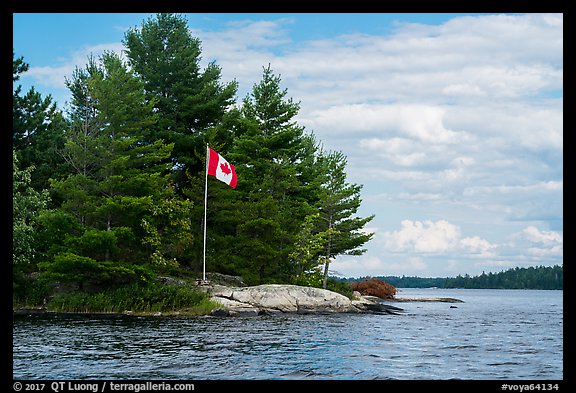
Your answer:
12,288 -> 563,380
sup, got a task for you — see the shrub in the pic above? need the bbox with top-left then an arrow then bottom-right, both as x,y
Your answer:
326,278 -> 354,299
351,278 -> 397,299
38,252 -> 154,291
47,282 -> 218,315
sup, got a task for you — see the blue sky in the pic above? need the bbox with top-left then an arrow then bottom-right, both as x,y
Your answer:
13,13 -> 563,278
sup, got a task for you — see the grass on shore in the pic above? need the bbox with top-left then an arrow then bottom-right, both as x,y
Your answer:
41,282 -> 220,316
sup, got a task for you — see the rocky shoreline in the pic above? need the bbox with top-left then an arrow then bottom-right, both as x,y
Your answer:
13,273 -> 463,318
199,283 -> 405,317
13,283 -> 406,318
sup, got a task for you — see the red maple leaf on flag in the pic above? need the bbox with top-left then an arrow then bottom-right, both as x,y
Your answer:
220,162 -> 231,175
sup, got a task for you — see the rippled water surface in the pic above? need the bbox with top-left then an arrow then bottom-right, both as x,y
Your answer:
13,288 -> 563,380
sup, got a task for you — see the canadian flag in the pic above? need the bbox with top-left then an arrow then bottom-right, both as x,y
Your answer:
207,147 -> 238,188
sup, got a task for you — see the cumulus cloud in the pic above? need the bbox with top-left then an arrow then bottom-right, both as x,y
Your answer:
522,225 -> 563,243
381,219 -> 496,257
383,219 -> 459,253
303,104 -> 469,144
517,226 -> 563,258
460,236 -> 497,258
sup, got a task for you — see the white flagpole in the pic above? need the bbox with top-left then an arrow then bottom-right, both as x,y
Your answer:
202,145 -> 209,283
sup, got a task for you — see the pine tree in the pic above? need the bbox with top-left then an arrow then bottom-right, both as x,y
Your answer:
207,65 -> 319,284
316,150 -> 375,288
13,52 -> 69,193
49,52 -> 193,269
123,13 -> 237,180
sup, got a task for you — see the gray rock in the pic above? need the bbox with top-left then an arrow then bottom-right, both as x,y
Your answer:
352,297 -> 404,314
210,296 -> 260,317
232,284 -> 356,313
205,272 -> 247,287
206,283 -> 403,316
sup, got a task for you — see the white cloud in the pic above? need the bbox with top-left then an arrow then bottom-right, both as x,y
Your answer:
506,225 -> 564,264
463,181 -> 563,197
394,13 -> 562,66
381,219 -> 496,257
522,225 -> 563,244
460,236 -> 497,258
330,255 -> 386,278
24,43 -> 126,90
333,221 -> 562,278
190,18 -> 294,95
190,13 -> 562,114
526,246 -> 563,257
359,137 -> 429,167
442,83 -> 485,97
383,219 -> 459,253
303,104 -> 468,145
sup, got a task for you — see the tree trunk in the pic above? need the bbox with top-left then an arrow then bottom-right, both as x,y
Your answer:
322,213 -> 334,289
322,258 -> 330,289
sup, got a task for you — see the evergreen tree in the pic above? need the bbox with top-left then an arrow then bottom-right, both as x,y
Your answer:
13,149 -> 53,301
179,108 -> 245,275
208,65 -> 319,284
48,52 -> 193,271
315,150 -> 375,288
61,55 -> 104,180
442,266 -> 564,289
13,150 -> 50,267
123,13 -> 238,272
289,213 -> 335,287
123,13 -> 237,181
13,52 -> 69,193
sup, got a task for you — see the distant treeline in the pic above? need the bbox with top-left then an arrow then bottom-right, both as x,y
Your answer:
339,265 -> 563,290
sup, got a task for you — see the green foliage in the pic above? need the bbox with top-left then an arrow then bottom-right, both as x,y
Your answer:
316,151 -> 375,257
325,278 -> 354,299
206,65 -> 341,285
34,209 -> 83,260
13,53 -> 69,192
123,13 -> 237,181
64,229 -> 119,261
289,213 -> 333,286
13,51 -> 28,81
314,150 -> 375,288
13,150 -> 50,266
13,14 -> 376,297
38,252 -> 154,290
13,271 -> 52,307
50,50 -> 192,266
443,265 -> 563,290
46,282 -> 218,314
